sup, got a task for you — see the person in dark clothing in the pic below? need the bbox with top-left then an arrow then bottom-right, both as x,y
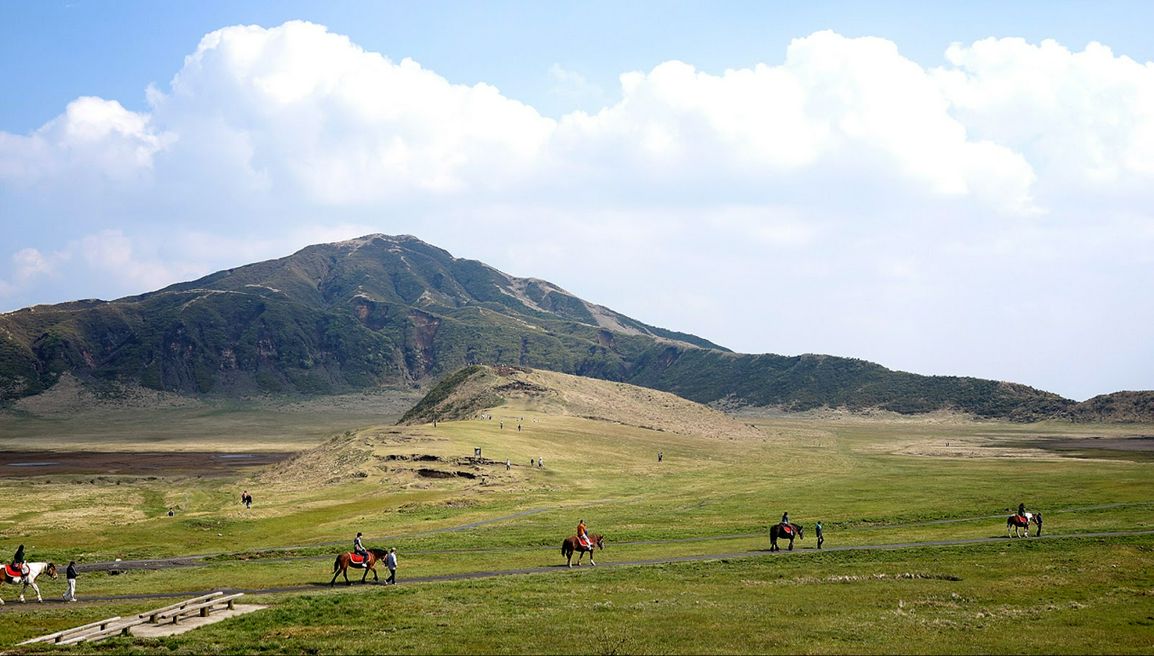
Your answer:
1034,511 -> 1043,536
11,544 -> 27,582
63,561 -> 78,601
1018,503 -> 1026,518
353,532 -> 368,560
815,521 -> 824,549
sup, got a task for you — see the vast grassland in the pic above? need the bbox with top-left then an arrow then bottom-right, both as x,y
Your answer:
0,388 -> 1151,654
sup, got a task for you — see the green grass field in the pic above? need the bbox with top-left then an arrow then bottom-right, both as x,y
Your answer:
0,393 -> 1151,654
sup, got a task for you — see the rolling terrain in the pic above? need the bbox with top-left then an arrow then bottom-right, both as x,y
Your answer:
0,366 -> 1151,653
5,233 -> 1139,421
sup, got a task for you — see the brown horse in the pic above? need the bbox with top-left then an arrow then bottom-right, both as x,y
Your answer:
330,547 -> 388,586
769,523 -> 804,551
561,533 -> 604,567
1006,513 -> 1040,538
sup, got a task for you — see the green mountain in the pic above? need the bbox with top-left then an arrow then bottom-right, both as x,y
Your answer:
0,234 -> 1082,419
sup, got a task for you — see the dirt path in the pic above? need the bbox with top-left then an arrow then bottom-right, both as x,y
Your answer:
35,528 -> 1154,606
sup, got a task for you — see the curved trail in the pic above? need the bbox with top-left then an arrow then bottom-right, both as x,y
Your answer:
25,529 -> 1154,606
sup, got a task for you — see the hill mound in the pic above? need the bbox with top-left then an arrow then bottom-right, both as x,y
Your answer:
400,365 -> 764,441
1063,391 -> 1154,423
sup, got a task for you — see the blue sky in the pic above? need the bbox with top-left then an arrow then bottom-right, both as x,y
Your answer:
2,1 -> 1153,401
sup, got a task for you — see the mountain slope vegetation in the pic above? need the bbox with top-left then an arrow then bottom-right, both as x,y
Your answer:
0,233 -> 1117,420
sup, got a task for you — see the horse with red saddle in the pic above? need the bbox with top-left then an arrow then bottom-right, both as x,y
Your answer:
1006,512 -> 1042,538
1,561 -> 56,603
770,522 -> 805,551
330,547 -> 389,585
561,533 -> 604,567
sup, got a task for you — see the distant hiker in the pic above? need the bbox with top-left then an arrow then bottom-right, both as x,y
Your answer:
353,532 -> 368,561
658,450 -> 663,462
385,548 -> 397,585
1034,511 -> 1043,536
245,492 -> 253,509
537,457 -> 543,468
500,421 -> 504,429
517,423 -> 521,431
63,561 -> 78,601
506,459 -> 511,471
815,521 -> 824,549
242,490 -> 248,505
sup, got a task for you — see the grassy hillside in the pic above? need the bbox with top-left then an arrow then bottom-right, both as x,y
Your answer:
0,372 -> 1151,652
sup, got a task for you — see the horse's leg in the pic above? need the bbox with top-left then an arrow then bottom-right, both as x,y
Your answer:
788,537 -> 794,551
31,581 -> 42,602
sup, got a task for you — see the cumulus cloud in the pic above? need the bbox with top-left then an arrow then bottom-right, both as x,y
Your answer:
1,22 -> 1152,398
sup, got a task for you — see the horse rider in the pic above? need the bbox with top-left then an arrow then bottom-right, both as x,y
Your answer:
1018,502 -> 1026,519
577,519 -> 591,549
780,512 -> 792,535
11,543 -> 27,581
353,532 -> 369,565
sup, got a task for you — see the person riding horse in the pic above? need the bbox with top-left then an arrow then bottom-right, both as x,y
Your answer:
11,545 -> 26,582
780,512 -> 792,535
353,532 -> 368,564
577,520 -> 592,549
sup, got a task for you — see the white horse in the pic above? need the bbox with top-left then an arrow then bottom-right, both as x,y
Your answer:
1,562 -> 58,603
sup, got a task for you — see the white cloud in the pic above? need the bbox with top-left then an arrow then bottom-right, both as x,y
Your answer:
937,37 -> 1154,198
1,23 -> 1152,398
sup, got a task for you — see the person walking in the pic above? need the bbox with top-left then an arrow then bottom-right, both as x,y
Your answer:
815,521 -> 824,549
385,548 -> 397,585
62,561 -> 78,601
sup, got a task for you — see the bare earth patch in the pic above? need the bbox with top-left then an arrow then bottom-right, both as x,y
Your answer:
0,451 -> 292,477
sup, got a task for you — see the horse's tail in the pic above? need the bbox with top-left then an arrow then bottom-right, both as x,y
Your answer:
561,539 -> 571,557
333,555 -> 342,572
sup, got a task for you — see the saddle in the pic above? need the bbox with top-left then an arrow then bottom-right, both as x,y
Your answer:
349,552 -> 368,567
780,523 -> 793,536
4,563 -> 25,579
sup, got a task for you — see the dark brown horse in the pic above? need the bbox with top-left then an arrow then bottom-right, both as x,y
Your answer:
769,523 -> 804,551
561,533 -> 604,567
330,547 -> 388,585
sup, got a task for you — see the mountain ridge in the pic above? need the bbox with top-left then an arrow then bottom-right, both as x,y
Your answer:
1,233 -> 1148,421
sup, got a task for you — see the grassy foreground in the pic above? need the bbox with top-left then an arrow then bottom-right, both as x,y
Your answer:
0,383 -> 1152,653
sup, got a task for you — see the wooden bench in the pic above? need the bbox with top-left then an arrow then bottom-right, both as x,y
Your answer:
143,591 -> 225,623
20,591 -> 247,646
18,617 -> 122,645
151,593 -> 245,624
